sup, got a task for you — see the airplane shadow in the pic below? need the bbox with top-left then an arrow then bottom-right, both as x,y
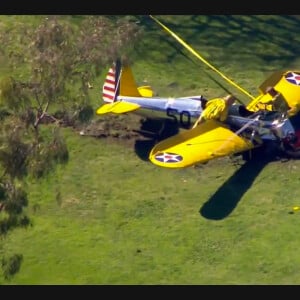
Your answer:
134,117 -> 180,161
133,117 -> 289,221
199,155 -> 271,220
199,157 -> 269,220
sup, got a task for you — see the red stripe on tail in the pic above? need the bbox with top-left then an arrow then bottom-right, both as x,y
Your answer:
102,67 -> 116,103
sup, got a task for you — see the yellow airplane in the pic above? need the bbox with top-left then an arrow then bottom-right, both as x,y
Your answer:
96,16 -> 300,169
96,59 -> 207,128
149,69 -> 300,168
147,16 -> 300,168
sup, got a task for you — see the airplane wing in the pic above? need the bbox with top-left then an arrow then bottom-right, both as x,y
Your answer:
149,120 -> 255,168
247,70 -> 300,112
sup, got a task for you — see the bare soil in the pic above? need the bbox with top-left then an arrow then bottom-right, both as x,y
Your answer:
75,113 -> 181,148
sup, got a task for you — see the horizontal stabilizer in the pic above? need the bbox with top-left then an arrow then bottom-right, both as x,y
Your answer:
96,101 -> 141,115
137,86 -> 153,97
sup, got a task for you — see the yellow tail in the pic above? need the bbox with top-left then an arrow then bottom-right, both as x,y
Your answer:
101,59 -> 153,105
120,64 -> 153,97
98,59 -> 154,114
96,101 -> 140,114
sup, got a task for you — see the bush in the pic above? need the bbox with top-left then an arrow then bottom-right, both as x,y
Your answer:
1,254 -> 23,280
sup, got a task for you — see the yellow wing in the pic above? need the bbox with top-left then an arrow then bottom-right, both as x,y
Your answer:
247,70 -> 300,112
149,120 -> 255,168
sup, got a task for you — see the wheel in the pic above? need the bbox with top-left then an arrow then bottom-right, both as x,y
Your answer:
283,148 -> 300,158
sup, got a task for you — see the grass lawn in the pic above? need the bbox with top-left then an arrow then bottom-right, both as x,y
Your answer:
1,15 -> 300,284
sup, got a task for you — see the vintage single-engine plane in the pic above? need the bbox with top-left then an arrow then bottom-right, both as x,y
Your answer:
96,16 -> 300,169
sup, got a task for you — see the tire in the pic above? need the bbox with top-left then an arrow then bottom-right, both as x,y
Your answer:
283,148 -> 300,158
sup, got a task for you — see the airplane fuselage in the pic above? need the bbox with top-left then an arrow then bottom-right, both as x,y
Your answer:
118,95 -> 204,127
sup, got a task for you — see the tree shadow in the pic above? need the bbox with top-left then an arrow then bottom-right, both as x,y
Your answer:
137,15 -> 300,70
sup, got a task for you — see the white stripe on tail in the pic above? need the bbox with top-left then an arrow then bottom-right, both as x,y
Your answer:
102,67 -> 117,103
101,59 -> 152,105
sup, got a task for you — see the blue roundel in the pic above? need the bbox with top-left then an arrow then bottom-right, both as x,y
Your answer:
285,72 -> 300,86
154,152 -> 183,163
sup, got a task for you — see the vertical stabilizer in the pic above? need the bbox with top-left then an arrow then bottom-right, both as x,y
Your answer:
101,59 -> 153,103
119,64 -> 142,97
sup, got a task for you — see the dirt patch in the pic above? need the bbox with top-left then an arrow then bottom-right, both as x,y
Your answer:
75,113 -> 181,149
75,114 -> 145,147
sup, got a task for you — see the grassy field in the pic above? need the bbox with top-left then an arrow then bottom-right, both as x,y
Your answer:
1,15 -> 300,284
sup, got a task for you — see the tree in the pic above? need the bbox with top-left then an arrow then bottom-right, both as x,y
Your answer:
0,15 -> 142,280
0,15 -> 142,126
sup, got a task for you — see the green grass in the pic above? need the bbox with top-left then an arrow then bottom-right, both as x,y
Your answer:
1,15 -> 300,284
3,130 -> 300,284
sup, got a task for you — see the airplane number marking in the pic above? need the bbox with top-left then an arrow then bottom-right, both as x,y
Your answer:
180,111 -> 191,128
166,108 -> 191,127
